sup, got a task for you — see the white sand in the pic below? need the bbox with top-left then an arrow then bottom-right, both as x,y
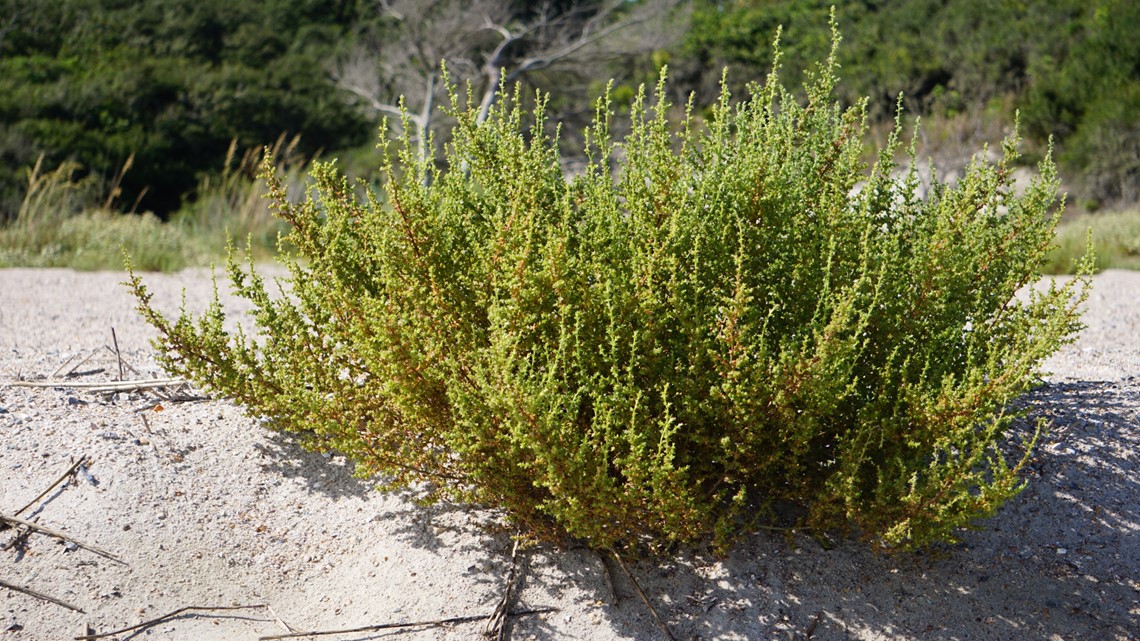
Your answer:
1,267 -> 1136,640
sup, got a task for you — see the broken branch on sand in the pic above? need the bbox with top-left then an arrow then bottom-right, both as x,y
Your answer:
13,456 -> 90,517
0,578 -> 85,613
483,535 -> 524,640
5,377 -> 187,392
73,604 -> 270,640
0,514 -> 126,565
611,550 -> 677,641
256,607 -> 558,640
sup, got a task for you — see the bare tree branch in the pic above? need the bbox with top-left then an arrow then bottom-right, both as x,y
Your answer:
333,0 -> 685,165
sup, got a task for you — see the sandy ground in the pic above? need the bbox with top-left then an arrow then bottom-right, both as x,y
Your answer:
0,266 -> 1136,641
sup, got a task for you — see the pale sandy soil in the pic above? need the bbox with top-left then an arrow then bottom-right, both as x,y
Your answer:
1,267 -> 1137,641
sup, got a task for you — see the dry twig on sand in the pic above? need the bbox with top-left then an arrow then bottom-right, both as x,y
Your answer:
110,327 -> 125,380
611,550 -> 677,641
483,536 -> 523,640
256,608 -> 558,640
595,550 -> 618,605
74,605 -> 270,640
0,578 -> 85,613
49,342 -> 142,380
12,455 -> 90,517
1,456 -> 105,616
6,377 -> 187,392
49,347 -> 101,379
0,514 -> 126,565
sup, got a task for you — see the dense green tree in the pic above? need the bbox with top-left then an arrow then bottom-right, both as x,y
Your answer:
678,0 -> 1138,207
678,1 -> 1084,117
0,0 -> 368,218
1021,0 -> 1140,206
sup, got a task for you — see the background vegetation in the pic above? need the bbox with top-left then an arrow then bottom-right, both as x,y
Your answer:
1,0 -> 1138,271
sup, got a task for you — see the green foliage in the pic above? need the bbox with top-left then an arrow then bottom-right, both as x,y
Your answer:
0,143 -> 301,271
1046,209 -> 1140,274
682,0 -> 1140,207
169,136 -> 301,262
0,0 -> 368,219
0,154 -> 196,270
130,29 -> 1091,552
679,1 -> 1083,118
1020,0 -> 1140,206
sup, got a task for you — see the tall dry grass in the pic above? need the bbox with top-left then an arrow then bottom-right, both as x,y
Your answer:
0,139 -> 311,271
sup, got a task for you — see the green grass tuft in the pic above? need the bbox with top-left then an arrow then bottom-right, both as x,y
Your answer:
1045,209 -> 1140,274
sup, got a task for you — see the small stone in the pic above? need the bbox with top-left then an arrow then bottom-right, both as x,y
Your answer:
1057,547 -> 1067,555
64,541 -> 79,552
66,396 -> 87,406
4,622 -> 23,632
78,466 -> 98,486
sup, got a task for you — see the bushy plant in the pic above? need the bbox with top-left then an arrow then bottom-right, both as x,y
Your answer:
129,26 -> 1091,552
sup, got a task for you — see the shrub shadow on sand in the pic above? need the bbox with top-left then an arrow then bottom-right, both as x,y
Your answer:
513,379 -> 1138,640
245,380 -> 1137,640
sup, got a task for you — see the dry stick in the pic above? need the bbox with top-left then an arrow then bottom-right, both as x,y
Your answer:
6,378 -> 186,391
265,604 -> 298,634
74,604 -> 269,640
49,350 -> 85,379
595,550 -> 618,605
50,347 -> 103,378
0,578 -> 85,614
110,328 -> 125,381
0,524 -> 32,552
49,353 -> 78,378
483,536 -> 522,641
0,514 -> 127,566
13,455 -> 89,517
257,608 -> 558,640
101,344 -> 141,377
610,551 -> 677,641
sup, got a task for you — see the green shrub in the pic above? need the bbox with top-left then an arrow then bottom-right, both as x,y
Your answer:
1046,208 -> 1140,274
129,27 -> 1091,552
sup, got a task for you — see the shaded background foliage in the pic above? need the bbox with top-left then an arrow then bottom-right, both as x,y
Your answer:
0,0 -> 369,217
679,0 -> 1139,209
0,0 -> 1138,224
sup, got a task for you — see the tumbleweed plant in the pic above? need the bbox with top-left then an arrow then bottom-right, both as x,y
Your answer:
129,26 -> 1091,552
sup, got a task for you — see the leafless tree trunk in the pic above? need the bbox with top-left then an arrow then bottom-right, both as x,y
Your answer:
331,0 -> 686,175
